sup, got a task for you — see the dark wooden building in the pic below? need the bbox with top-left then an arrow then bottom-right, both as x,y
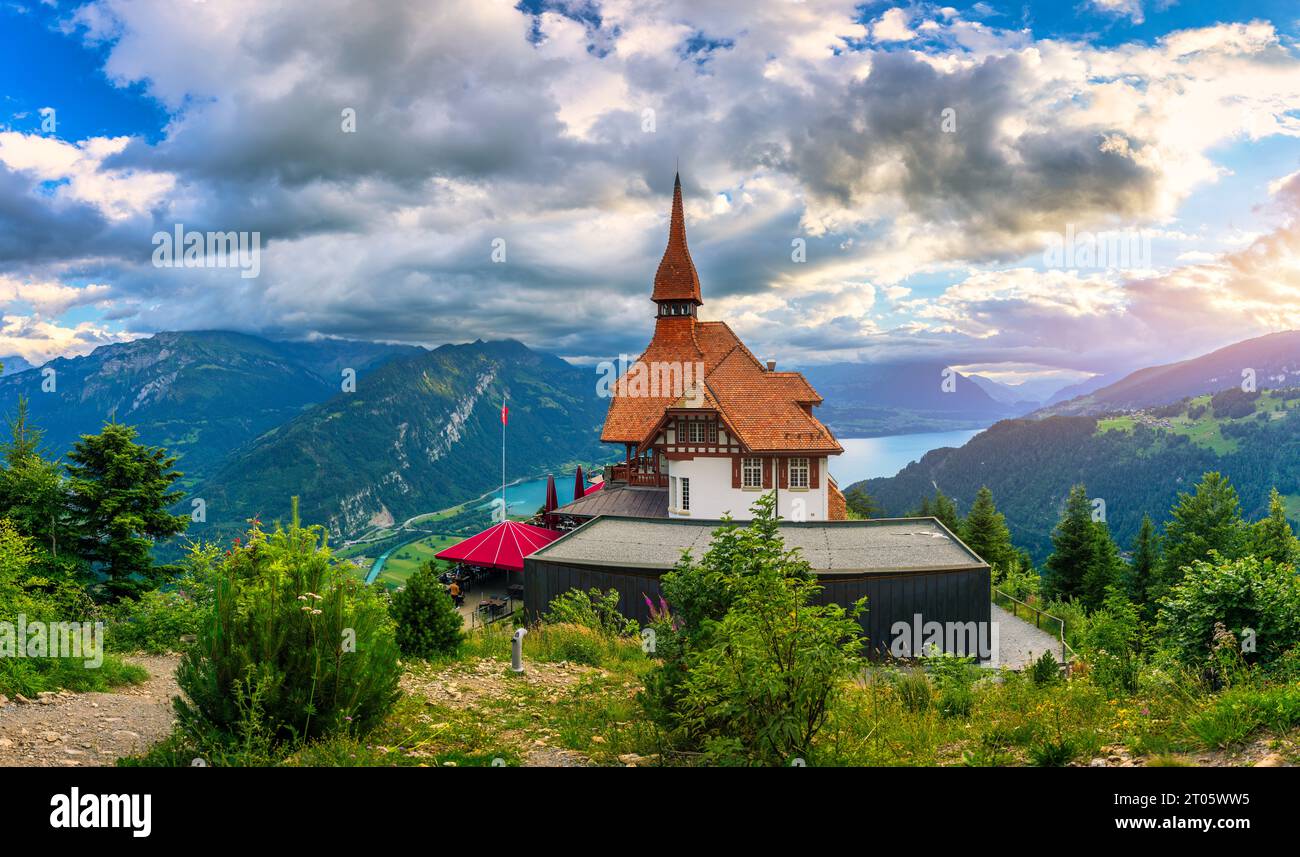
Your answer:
524,515 -> 992,659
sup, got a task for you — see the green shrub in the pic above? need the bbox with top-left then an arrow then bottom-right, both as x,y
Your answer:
547,624 -> 605,666
1158,554 -> 1300,670
543,587 -> 637,638
1028,651 -> 1062,687
1042,598 -> 1088,651
107,589 -> 203,654
0,518 -> 147,696
1028,737 -> 1077,767
390,561 -> 463,659
106,543 -> 219,654
174,501 -> 401,744
1080,588 -> 1142,695
892,668 -> 934,714
641,495 -> 866,765
928,653 -> 976,717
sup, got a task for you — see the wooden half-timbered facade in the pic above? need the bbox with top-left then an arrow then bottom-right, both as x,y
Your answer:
592,174 -> 848,522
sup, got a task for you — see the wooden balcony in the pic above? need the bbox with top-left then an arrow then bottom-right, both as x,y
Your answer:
606,463 -> 668,488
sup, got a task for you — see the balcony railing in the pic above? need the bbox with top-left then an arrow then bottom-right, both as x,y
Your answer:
606,463 -> 668,488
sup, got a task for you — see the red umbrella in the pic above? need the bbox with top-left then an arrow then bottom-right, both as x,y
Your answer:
544,474 -> 558,514
573,465 -> 585,500
434,520 -> 562,573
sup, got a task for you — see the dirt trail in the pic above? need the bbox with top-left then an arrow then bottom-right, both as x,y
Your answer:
0,655 -> 181,767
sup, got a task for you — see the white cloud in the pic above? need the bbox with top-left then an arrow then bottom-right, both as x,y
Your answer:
0,276 -> 111,316
0,314 -> 137,364
1088,0 -> 1145,25
873,8 -> 916,42
0,132 -> 174,220
0,1 -> 1296,375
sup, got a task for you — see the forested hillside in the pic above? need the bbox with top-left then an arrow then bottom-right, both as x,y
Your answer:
191,339 -> 609,543
858,389 -> 1300,559
0,331 -> 415,489
1037,330 -> 1300,416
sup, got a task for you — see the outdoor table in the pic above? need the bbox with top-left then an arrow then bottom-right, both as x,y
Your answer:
478,597 -> 507,616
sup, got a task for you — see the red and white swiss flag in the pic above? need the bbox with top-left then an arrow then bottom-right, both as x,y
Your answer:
501,404 -> 509,425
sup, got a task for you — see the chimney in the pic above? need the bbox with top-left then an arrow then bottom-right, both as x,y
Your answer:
766,359 -> 776,372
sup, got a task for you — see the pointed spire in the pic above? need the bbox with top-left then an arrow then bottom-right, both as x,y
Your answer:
652,172 -> 702,305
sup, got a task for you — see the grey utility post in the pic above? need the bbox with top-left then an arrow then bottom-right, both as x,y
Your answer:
511,628 -> 527,673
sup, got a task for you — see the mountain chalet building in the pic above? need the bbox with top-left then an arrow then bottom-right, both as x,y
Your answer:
530,175 -> 991,658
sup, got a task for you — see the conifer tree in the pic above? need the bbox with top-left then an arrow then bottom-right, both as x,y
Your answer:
1080,524 -> 1123,612
1124,513 -> 1159,616
1,396 -> 43,465
1160,471 -> 1246,588
843,485 -> 879,519
0,399 -> 69,562
1042,484 -> 1121,609
960,486 -> 1015,574
65,423 -> 188,599
1043,485 -> 1094,602
914,488 -> 960,533
391,561 -> 464,658
1249,488 -> 1300,567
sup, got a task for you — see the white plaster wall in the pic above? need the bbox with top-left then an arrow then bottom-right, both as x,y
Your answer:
666,457 -> 829,521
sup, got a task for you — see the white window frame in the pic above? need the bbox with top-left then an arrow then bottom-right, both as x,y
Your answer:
742,457 -> 763,489
789,457 -> 810,489
680,477 -> 690,511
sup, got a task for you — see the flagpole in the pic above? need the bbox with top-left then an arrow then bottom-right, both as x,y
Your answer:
501,394 -> 507,519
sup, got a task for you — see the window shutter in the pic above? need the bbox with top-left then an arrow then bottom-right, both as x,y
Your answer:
810,457 -> 820,489
762,457 -> 772,489
778,457 -> 788,489
731,455 -> 741,489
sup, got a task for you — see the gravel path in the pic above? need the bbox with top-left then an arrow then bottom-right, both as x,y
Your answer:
988,604 -> 1066,670
0,654 -> 181,767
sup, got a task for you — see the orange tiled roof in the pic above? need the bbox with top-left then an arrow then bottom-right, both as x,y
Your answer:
703,347 -> 841,453
828,477 -> 847,520
602,179 -> 840,455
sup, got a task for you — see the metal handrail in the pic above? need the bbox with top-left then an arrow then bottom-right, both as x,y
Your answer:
991,586 -> 1076,667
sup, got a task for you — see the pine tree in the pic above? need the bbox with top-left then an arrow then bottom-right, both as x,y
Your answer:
1160,471 -> 1246,589
1043,485 -> 1094,602
64,423 -> 188,600
1124,513 -> 1159,616
1080,524 -> 1123,612
843,485 -> 879,519
1249,488 -> 1300,567
0,399 -> 69,562
391,561 -> 464,658
913,488 -> 960,532
960,486 -> 1015,574
1,397 -> 42,464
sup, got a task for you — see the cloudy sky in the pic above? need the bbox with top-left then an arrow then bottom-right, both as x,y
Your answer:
2,0 -> 1299,386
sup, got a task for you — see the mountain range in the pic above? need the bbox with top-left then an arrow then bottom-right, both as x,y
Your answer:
0,355 -> 33,376
6,324 -> 1300,561
0,333 -> 608,545
191,338 -> 608,542
798,361 -> 1042,436
1033,331 -> 1300,416
855,329 -> 1300,559
0,331 -> 416,492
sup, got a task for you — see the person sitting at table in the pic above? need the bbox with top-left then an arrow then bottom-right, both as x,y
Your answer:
448,580 -> 463,606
